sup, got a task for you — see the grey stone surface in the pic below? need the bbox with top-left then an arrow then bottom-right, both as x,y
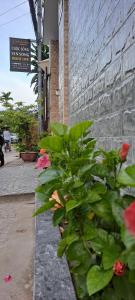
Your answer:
34,207 -> 77,300
67,0 -> 135,161
0,161 -> 39,196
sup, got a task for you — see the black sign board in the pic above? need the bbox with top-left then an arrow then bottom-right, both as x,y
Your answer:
10,38 -> 31,72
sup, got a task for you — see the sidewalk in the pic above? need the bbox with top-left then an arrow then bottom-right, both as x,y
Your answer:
3,148 -> 19,165
0,150 -> 38,300
0,150 -> 39,196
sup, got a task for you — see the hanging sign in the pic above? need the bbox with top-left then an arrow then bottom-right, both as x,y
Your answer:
10,37 -> 31,72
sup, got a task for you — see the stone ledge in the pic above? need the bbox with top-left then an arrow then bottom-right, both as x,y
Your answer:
34,200 -> 77,300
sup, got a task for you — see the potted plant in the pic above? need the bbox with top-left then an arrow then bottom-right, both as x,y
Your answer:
19,144 -> 38,162
0,97 -> 39,161
14,105 -> 39,162
18,123 -> 39,162
34,121 -> 135,300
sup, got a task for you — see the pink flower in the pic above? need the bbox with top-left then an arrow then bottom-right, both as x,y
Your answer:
36,154 -> 51,169
113,261 -> 125,276
4,275 -> 12,283
120,144 -> 131,161
124,201 -> 135,236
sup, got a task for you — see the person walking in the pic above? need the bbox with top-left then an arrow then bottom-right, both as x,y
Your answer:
0,131 -> 4,166
3,127 -> 11,151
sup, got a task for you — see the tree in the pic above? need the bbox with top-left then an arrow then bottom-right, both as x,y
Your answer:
0,91 -> 13,109
0,101 -> 38,150
28,43 -> 49,94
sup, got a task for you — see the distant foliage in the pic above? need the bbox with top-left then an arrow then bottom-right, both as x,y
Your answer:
0,94 -> 38,150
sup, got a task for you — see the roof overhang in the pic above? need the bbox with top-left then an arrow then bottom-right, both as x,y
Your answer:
43,0 -> 58,44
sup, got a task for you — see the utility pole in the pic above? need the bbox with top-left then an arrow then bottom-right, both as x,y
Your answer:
37,0 -> 42,133
28,0 -> 43,133
28,0 -> 37,38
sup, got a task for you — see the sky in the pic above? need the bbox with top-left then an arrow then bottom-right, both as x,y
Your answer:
0,0 -> 36,106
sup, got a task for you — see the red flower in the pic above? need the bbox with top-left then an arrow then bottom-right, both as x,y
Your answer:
4,275 -> 12,283
120,143 -> 131,161
124,201 -> 135,236
113,260 -> 125,276
35,154 -> 51,169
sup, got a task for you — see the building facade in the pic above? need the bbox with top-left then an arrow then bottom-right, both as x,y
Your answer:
43,0 -> 135,162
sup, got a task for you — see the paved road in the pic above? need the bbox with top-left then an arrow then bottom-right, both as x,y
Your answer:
0,150 -> 39,196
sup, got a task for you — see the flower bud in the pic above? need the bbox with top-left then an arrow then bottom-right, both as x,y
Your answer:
113,260 -> 125,276
120,143 -> 130,161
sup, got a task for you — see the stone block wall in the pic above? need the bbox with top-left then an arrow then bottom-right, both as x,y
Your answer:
68,0 -> 135,162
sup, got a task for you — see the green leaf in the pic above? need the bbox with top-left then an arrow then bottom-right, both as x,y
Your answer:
57,238 -> 67,257
66,241 -> 81,261
111,201 -> 124,226
35,191 -> 48,202
92,200 -> 113,222
123,194 -> 135,207
91,182 -> 106,195
127,252 -> 135,270
72,180 -> 84,189
66,234 -> 79,246
102,245 -> 121,270
53,208 -> 65,226
39,135 -> 63,152
85,139 -> 96,149
79,164 -> 93,177
69,120 -> 93,140
71,256 -> 91,275
74,274 -> 88,300
87,190 -> 101,203
126,165 -> 135,178
103,190 -> 118,202
38,168 -> 62,184
129,270 -> 135,283
118,165 -> 135,187
33,201 -> 55,216
57,234 -> 79,257
70,158 -> 90,173
121,228 -> 135,249
113,275 -> 135,300
90,163 -> 108,178
67,240 -> 90,267
83,224 -> 97,240
50,122 -> 68,136
90,229 -> 115,252
101,287 -> 117,300
87,265 -> 113,296
66,199 -> 82,212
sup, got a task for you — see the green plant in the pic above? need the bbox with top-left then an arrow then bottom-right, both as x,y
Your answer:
35,121 -> 135,300
0,99 -> 38,151
0,91 -> 13,109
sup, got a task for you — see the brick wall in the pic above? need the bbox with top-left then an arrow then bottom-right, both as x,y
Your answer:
68,0 -> 135,162
58,0 -> 69,124
49,40 -> 59,122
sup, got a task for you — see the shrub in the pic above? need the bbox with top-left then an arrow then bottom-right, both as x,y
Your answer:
34,121 -> 135,300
